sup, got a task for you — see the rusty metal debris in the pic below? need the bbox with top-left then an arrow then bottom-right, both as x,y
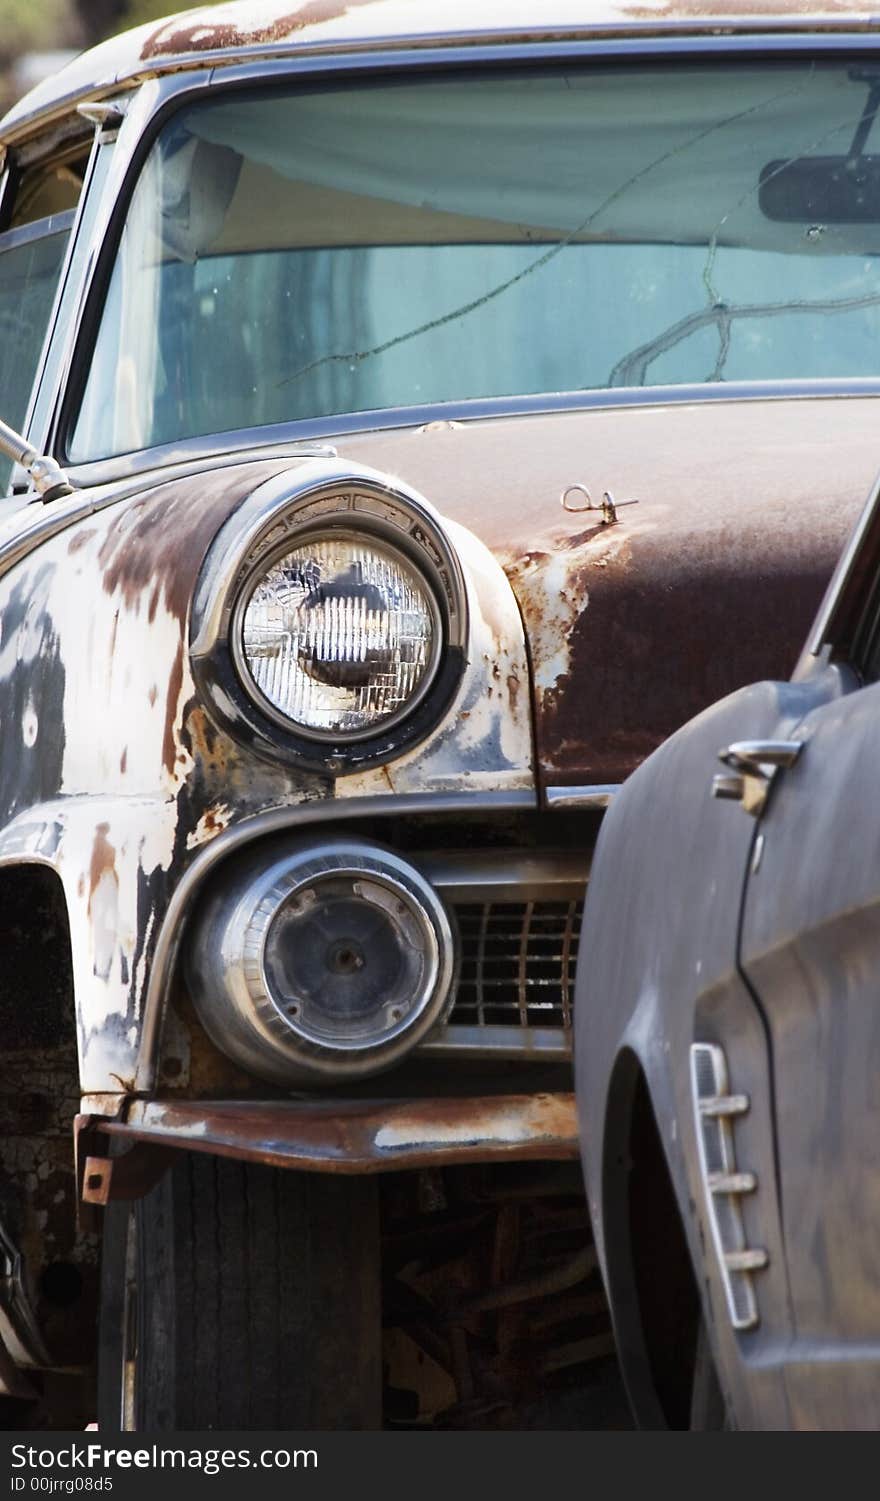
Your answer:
381,1163 -> 621,1428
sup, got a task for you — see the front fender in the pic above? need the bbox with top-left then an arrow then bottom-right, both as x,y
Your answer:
0,454 -> 534,1093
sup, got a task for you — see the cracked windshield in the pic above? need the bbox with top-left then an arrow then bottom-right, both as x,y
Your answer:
70,61 -> 880,459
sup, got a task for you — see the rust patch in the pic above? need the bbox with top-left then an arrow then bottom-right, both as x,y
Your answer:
185,802 -> 234,850
87,823 -> 117,913
135,0 -> 879,65
98,460 -> 293,625
119,747 -> 127,775
163,640 -> 185,779
141,0 -> 380,59
347,395 -> 880,789
148,685 -> 158,707
97,1093 -> 579,1174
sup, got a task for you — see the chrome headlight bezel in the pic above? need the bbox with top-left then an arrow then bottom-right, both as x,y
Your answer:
190,466 -> 468,774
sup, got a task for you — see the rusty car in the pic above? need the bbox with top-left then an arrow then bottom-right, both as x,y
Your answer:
574,442 -> 880,1433
4,0 -> 880,1431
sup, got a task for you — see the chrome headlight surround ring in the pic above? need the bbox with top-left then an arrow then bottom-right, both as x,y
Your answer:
190,467 -> 468,774
185,837 -> 459,1085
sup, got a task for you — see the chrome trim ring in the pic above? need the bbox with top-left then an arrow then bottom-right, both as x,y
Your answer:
190,461 -> 468,773
186,837 -> 458,1085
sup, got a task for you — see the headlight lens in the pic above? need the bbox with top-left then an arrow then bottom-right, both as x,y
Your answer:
239,532 -> 439,737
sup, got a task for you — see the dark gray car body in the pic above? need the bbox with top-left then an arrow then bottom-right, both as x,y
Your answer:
575,472 -> 880,1429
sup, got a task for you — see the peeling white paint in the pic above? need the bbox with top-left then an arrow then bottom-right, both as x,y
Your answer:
45,524 -> 195,800
511,549 -> 581,695
89,865 -> 119,983
374,1097 -> 576,1151
186,802 -> 233,849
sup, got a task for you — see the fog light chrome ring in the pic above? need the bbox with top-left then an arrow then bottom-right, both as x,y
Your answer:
187,839 -> 457,1085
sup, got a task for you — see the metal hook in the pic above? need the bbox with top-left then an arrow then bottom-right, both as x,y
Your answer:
561,483 -> 593,513
561,484 -> 639,525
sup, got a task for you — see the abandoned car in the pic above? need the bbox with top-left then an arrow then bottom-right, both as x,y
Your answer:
4,0 -> 880,1430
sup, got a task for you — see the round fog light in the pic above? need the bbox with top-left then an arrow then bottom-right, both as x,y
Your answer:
187,840 -> 457,1085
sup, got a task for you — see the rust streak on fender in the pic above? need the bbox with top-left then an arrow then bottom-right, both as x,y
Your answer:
87,822 -> 117,913
163,640 -> 185,779
97,461 -> 293,624
66,529 -> 96,556
93,1092 -> 579,1175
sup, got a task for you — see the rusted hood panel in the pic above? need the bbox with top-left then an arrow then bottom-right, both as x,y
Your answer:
336,394 -> 880,785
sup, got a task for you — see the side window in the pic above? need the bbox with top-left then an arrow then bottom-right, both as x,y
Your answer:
0,139 -> 90,493
851,594 -> 880,685
824,493 -> 880,685
7,145 -> 89,231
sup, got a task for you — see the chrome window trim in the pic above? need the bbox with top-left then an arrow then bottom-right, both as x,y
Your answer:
25,36 -> 880,485
805,465 -> 880,662
60,381 -> 880,493
31,72 -> 212,471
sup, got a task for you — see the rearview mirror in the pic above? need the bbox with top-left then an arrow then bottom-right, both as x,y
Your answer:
759,155 -> 880,223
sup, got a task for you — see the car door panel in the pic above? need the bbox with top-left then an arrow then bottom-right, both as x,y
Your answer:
740,675 -> 880,1361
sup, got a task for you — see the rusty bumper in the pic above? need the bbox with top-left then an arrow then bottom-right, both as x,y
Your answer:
77,1092 -> 578,1203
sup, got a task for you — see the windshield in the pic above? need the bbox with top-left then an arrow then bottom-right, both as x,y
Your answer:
69,61 -> 880,461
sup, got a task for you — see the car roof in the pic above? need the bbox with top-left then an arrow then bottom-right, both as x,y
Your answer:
3,0 -> 880,143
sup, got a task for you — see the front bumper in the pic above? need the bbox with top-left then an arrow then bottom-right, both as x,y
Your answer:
77,1091 -> 578,1201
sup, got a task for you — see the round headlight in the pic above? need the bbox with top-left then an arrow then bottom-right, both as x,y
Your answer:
236,532 -> 440,739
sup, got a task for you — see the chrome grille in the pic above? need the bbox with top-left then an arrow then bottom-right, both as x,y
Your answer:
416,851 -> 588,1060
450,899 -> 582,1029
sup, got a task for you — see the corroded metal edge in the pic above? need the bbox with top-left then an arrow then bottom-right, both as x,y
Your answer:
85,1092 -> 579,1177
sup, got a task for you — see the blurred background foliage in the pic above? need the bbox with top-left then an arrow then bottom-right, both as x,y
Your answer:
0,0 -> 226,111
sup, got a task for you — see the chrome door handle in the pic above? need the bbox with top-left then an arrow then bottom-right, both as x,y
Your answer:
718,740 -> 804,776
712,739 -> 804,816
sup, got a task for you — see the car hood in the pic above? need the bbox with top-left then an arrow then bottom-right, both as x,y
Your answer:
334,394 -> 880,786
